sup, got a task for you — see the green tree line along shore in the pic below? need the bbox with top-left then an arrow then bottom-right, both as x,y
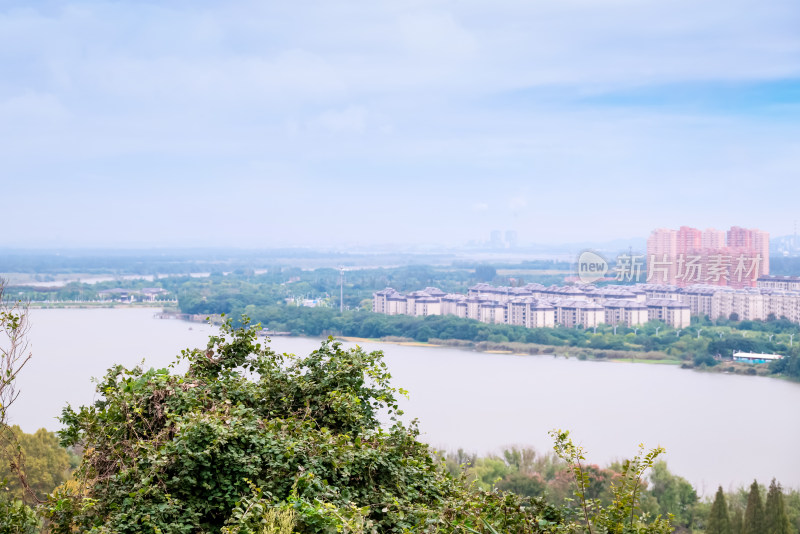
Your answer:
9,265 -> 800,380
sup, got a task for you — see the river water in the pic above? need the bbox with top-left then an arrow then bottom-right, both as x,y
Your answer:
14,308 -> 800,493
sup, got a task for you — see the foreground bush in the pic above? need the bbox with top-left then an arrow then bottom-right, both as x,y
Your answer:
0,494 -> 39,534
45,318 -> 566,533
42,317 -> 673,533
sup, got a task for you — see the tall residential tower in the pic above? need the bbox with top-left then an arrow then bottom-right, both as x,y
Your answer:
646,226 -> 769,287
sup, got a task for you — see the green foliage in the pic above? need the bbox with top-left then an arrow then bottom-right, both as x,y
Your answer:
745,481 -> 766,534
173,265 -> 478,315
0,426 -> 72,502
766,479 -> 791,534
768,257 -> 800,277
693,353 -> 719,367
647,461 -> 697,527
436,487 -> 564,534
732,505 -> 744,534
469,458 -> 512,491
50,319 -> 423,531
496,472 -> 548,499
221,483 -> 371,534
0,494 -> 39,534
475,266 -> 497,283
770,355 -> 800,379
448,447 -> 641,507
443,445 -> 719,531
219,301 -> 800,380
44,317 -> 568,533
707,486 -> 731,534
440,447 -> 800,534
493,448 -> 550,499
549,429 -> 672,534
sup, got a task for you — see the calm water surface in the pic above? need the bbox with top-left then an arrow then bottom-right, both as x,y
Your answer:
16,308 -> 800,493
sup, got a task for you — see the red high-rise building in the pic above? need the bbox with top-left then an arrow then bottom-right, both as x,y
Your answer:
646,229 -> 677,284
677,226 -> 702,254
727,226 -> 752,249
645,226 -> 769,287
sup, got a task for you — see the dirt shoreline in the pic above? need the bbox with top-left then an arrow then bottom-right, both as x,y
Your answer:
338,335 -> 683,364
336,336 -> 780,378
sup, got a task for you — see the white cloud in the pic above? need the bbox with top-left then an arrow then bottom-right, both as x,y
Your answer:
1,0 -> 799,246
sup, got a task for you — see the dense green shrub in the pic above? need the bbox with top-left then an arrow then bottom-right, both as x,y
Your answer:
45,318 -> 564,533
0,494 -> 39,534
0,426 -> 73,503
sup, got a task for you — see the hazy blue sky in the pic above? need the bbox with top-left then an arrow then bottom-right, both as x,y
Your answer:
2,0 -> 799,249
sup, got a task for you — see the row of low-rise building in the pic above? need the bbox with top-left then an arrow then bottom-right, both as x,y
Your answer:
467,282 -> 695,329
373,282 -> 692,329
98,287 -> 170,302
638,276 -> 800,323
374,276 -> 800,329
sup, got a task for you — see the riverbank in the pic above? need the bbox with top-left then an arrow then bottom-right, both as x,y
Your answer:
337,335 -> 781,377
26,301 -> 170,309
340,336 -> 436,348
154,313 -> 780,379
340,335 -> 677,361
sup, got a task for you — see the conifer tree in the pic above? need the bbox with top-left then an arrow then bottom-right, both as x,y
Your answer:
707,486 -> 732,534
731,505 -> 744,534
765,479 -> 790,534
744,480 -> 765,534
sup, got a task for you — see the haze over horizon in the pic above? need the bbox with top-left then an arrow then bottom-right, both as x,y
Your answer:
3,1 -> 799,249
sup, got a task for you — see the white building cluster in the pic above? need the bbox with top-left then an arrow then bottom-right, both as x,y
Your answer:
640,276 -> 800,323
373,282 -> 691,329
374,276 -> 800,330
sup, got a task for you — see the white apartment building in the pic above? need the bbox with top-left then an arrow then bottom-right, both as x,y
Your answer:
676,285 -> 717,317
550,299 -> 604,328
479,301 -> 508,324
637,282 -> 800,324
646,299 -> 691,328
602,300 -> 649,327
374,280 -> 800,330
758,276 -> 800,292
507,297 -> 555,328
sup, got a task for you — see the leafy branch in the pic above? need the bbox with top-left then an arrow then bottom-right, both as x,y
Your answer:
549,429 -> 673,534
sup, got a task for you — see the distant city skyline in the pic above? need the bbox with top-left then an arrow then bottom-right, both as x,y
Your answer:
3,227 -> 800,253
2,1 -> 799,249
646,226 -> 769,287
